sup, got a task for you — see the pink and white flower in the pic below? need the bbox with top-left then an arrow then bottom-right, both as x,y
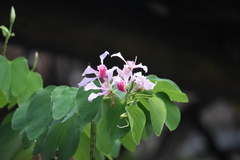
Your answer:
78,51 -> 109,87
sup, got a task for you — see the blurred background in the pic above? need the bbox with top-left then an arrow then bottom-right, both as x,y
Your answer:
0,0 -> 240,160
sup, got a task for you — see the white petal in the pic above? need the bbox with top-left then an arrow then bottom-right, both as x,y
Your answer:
100,51 -> 109,64
111,52 -> 126,63
82,66 -> 98,76
78,77 -> 97,87
88,92 -> 104,102
135,63 -> 148,72
84,81 -> 102,91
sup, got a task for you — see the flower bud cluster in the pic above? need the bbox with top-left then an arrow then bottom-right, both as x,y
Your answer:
78,51 -> 155,102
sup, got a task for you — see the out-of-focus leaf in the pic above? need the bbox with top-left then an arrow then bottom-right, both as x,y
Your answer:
0,88 -> 8,108
0,113 -> 32,160
126,105 -> 146,145
149,97 -> 167,136
10,57 -> 30,97
0,55 -> 12,102
0,25 -> 9,37
25,86 -> 56,140
17,72 -> 43,105
50,85 -> 68,107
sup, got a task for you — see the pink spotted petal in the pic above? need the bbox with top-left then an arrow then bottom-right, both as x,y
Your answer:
100,51 -> 109,64
78,77 -> 97,87
82,65 -> 98,76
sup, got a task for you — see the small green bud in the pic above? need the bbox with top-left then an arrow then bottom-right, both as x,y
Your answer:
10,6 -> 16,24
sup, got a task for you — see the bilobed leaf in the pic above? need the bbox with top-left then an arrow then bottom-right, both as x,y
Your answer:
0,55 -> 12,102
42,113 -> 81,160
76,87 -> 103,124
156,93 -> 181,131
25,86 -> 56,140
52,87 -> 78,120
148,97 -> 167,136
17,72 -> 43,105
126,105 -> 146,145
10,57 -> 30,97
148,74 -> 188,102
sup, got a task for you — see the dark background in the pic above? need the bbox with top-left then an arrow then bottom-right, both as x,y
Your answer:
0,1 -> 240,160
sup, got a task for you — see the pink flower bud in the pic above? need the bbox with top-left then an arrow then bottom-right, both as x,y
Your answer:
97,64 -> 107,78
116,80 -> 126,93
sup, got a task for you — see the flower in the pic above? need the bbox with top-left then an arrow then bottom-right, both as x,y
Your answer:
78,51 -> 109,87
133,72 -> 156,91
84,81 -> 112,102
111,52 -> 148,81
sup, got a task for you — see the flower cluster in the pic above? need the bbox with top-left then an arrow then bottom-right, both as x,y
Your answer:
78,51 -> 155,102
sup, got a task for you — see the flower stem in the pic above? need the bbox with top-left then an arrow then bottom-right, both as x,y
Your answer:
90,117 -> 96,160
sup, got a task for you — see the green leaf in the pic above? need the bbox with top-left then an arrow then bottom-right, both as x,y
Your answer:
17,72 -> 43,105
98,96 -> 129,143
12,92 -> 38,130
0,113 -> 32,160
156,93 -> 181,131
0,55 -> 12,102
148,97 -> 167,136
42,113 -> 81,160
120,131 -> 136,152
76,87 -> 103,124
50,85 -> 69,106
52,87 -> 78,120
0,88 -> 8,108
10,57 -> 30,97
126,105 -> 146,145
0,25 -> 9,37
148,75 -> 188,102
25,86 -> 56,140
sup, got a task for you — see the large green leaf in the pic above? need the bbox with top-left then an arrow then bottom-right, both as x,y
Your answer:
148,97 -> 167,136
52,87 -> 78,120
17,72 -> 43,105
42,113 -> 81,160
98,96 -> 129,143
10,57 -> 30,97
126,105 -> 146,145
50,85 -> 69,107
148,75 -> 188,102
25,86 -> 56,140
0,55 -> 12,102
12,91 -> 39,130
76,87 -> 103,124
156,93 -> 181,131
